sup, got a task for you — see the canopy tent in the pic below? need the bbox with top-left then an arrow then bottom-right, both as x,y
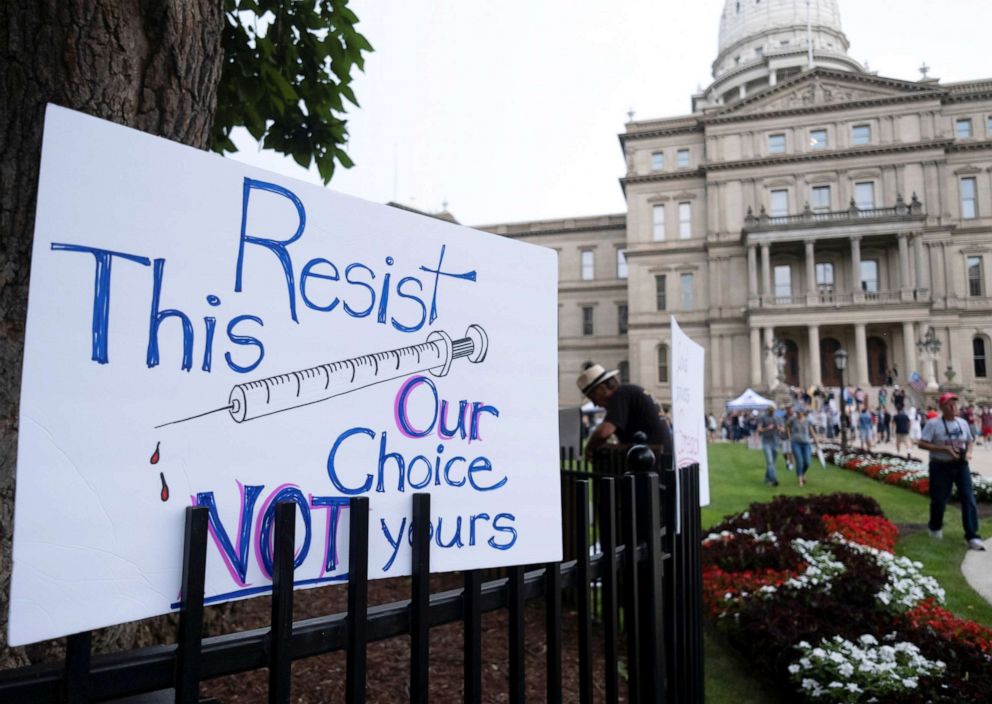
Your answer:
725,388 -> 775,411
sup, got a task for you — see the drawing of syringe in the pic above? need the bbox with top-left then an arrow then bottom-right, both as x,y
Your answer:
156,325 -> 488,428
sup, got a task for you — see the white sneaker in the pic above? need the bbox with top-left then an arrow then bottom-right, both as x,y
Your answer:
929,529 -> 943,539
968,538 -> 987,551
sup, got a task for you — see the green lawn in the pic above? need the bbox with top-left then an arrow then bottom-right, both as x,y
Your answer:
701,442 -> 992,703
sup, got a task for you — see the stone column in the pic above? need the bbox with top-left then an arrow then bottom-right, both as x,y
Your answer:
854,322 -> 869,387
850,236 -> 862,301
760,242 -> 772,301
805,240 -> 817,303
763,326 -> 776,389
808,324 -> 822,386
902,321 -> 916,375
898,233 -> 912,300
747,244 -> 758,300
750,327 -> 762,387
914,234 -> 930,294
711,334 -> 722,390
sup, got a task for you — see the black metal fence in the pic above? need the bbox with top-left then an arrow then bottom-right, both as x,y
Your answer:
0,447 -> 704,704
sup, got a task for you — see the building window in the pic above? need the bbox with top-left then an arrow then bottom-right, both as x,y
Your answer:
968,256 -> 983,297
770,189 -> 788,217
774,265 -> 791,298
618,304 -> 628,335
582,306 -> 594,336
616,249 -> 628,279
987,116 -> 992,137
852,124 -> 871,145
956,118 -> 973,139
755,46 -> 764,57
652,204 -> 666,241
655,275 -> 667,310
657,345 -> 669,383
975,337 -> 988,379
678,202 -> 691,238
810,129 -> 828,149
768,133 -> 786,153
816,262 -> 834,293
961,177 -> 978,219
618,360 -> 630,383
811,185 -> 831,213
651,151 -> 664,171
854,181 -> 875,210
677,149 -> 689,168
581,249 -> 594,280
680,273 -> 694,310
860,260 -> 879,293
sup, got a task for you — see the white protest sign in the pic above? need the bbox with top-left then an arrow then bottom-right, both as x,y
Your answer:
9,105 -> 561,646
670,318 -> 711,517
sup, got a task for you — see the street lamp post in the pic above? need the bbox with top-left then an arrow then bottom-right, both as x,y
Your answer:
834,348 -> 849,454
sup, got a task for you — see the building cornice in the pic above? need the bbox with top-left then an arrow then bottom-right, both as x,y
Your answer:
559,281 -> 628,295
621,169 -> 706,189
478,216 -> 626,238
620,121 -> 703,145
705,91 -> 944,125
706,139 -> 953,172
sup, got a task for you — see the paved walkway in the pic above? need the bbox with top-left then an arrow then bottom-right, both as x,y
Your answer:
858,436 -> 992,607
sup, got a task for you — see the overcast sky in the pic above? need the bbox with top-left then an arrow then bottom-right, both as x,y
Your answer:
229,0 -> 991,227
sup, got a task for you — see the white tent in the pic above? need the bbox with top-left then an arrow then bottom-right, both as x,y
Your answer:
725,388 -> 775,411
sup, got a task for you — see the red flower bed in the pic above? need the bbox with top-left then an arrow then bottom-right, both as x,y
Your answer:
904,597 -> 992,656
822,513 -> 899,553
882,470 -> 909,485
702,564 -> 801,618
909,477 -> 930,496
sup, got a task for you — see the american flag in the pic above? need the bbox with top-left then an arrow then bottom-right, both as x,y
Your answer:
908,371 -> 926,392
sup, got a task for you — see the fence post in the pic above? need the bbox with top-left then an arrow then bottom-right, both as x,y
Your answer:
410,493 -> 431,704
682,465 -> 705,704
463,570 -> 482,704
635,472 -> 665,704
175,506 -> 209,704
508,565 -> 526,704
598,477 -> 619,704
268,501 -> 296,704
346,496 -> 370,704
660,463 -> 679,703
62,631 -> 91,704
575,480 -> 593,704
621,474 -> 640,704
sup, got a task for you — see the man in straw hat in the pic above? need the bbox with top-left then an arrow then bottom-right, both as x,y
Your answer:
917,392 -> 986,551
577,363 -> 672,461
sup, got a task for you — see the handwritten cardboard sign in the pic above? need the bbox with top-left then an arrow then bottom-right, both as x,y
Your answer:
671,318 -> 712,522
9,106 -> 560,646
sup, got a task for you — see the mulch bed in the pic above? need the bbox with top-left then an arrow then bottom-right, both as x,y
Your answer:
200,573 -> 624,703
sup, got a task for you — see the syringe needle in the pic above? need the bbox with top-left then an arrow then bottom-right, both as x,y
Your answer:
154,404 -> 234,429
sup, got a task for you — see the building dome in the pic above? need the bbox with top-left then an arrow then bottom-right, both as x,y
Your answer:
718,0 -> 843,63
695,0 -> 862,110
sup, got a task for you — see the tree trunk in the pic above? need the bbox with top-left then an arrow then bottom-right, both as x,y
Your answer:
0,0 -> 223,667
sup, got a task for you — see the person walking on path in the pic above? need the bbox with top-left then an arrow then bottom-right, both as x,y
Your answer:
894,407 -> 912,457
578,364 -> 673,461
787,408 -> 819,487
757,406 -> 782,487
858,405 -> 874,452
917,392 -> 986,551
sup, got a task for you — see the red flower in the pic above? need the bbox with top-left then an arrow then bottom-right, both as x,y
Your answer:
822,513 -> 899,552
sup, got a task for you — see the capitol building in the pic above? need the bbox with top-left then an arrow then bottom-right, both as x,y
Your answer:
480,0 -> 992,413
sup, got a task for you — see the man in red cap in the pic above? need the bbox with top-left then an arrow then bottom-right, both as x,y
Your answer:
917,392 -> 986,550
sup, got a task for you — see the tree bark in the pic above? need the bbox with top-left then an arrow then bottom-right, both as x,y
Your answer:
0,0 -> 223,667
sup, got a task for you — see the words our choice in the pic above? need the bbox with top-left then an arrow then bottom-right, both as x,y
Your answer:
52,177 -> 514,587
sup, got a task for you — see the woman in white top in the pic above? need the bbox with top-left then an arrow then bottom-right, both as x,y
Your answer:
909,406 -> 922,443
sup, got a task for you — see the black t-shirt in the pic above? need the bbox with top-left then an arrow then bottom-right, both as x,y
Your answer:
605,384 -> 673,452
894,411 -> 911,434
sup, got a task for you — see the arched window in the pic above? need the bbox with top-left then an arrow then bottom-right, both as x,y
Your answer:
618,360 -> 630,383
975,337 -> 988,379
657,345 -> 669,384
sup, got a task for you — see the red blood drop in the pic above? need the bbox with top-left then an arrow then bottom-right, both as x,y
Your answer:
160,472 -> 170,502
150,441 -> 160,465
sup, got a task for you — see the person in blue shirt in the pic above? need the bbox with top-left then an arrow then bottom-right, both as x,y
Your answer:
918,392 -> 986,551
756,406 -> 782,487
857,405 -> 874,452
